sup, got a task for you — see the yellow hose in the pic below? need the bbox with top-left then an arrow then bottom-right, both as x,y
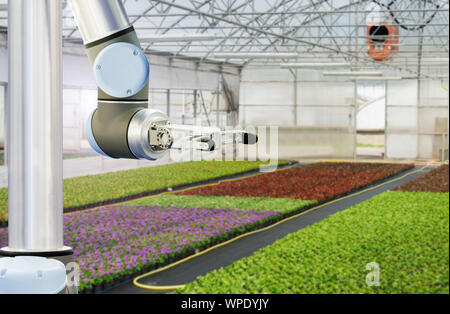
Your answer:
133,164 -> 431,291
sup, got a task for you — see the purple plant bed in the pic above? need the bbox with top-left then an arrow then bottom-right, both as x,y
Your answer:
0,205 -> 280,293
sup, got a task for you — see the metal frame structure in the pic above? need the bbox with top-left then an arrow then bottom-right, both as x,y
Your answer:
0,1 -> 448,77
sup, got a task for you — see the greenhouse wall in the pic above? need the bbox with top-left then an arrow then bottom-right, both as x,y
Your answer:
241,69 -> 448,161
240,68 -> 356,159
418,79 -> 449,160
385,80 -> 419,159
386,79 -> 449,160
1,40 -> 446,161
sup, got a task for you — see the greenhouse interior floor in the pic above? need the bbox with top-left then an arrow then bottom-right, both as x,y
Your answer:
1,159 -> 447,294
100,165 -> 433,294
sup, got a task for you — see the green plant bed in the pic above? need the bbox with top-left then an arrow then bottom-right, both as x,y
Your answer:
176,192 -> 449,294
129,195 -> 317,213
0,160 -> 280,222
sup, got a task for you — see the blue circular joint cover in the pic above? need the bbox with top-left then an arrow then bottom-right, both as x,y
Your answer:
93,42 -> 149,98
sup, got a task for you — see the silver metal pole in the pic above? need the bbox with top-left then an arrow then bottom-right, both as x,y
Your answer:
4,0 -> 66,253
0,82 -> 7,166
4,82 -> 7,167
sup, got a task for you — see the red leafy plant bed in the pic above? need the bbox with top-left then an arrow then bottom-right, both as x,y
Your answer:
179,162 -> 413,202
395,164 -> 449,193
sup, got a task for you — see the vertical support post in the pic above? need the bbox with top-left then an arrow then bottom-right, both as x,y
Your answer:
199,91 -> 211,127
166,89 -> 171,118
293,70 -> 298,127
182,90 -> 186,125
0,82 -> 7,166
1,0 -> 70,256
4,83 -> 7,167
217,73 -> 222,127
442,133 -> 446,163
193,89 -> 198,119
384,80 -> 388,159
353,80 -> 358,160
416,77 -> 421,160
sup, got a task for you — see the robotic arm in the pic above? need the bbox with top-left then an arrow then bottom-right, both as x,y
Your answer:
69,0 -> 256,160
